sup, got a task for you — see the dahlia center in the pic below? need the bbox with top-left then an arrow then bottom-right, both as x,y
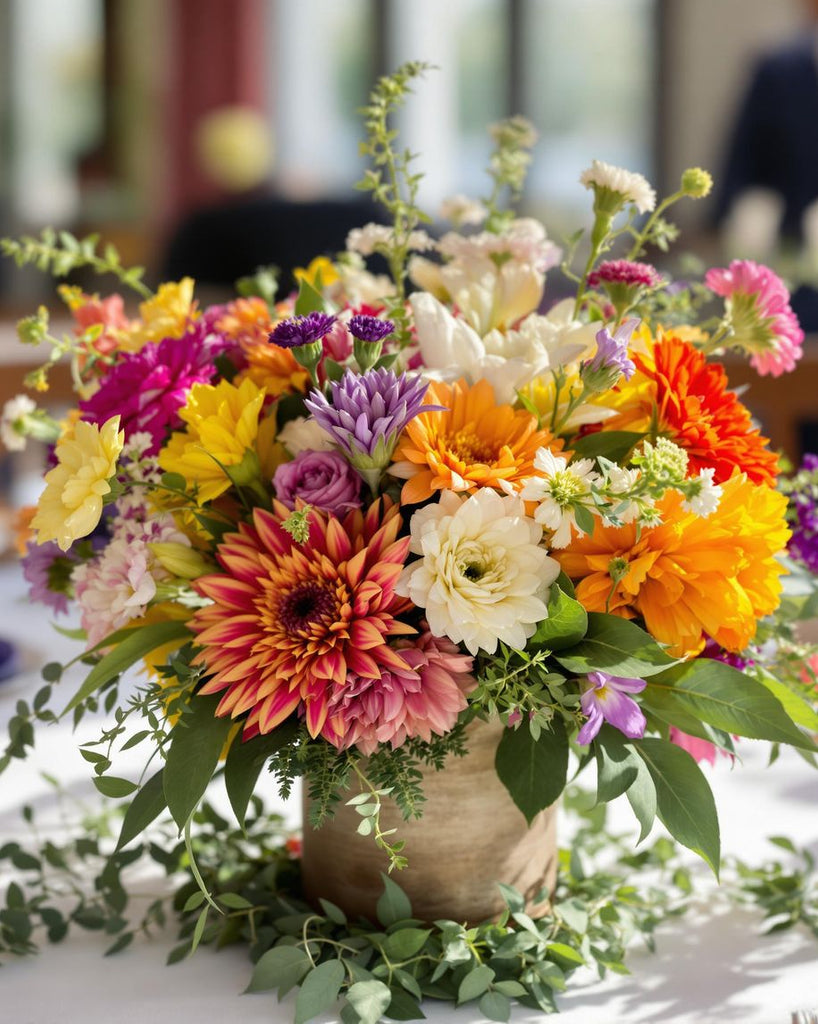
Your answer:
278,580 -> 337,634
446,429 -> 497,464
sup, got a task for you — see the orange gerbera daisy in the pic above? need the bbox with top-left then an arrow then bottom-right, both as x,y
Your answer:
217,297 -> 310,398
557,472 -> 790,657
390,378 -> 565,504
601,330 -> 779,486
190,498 -> 415,739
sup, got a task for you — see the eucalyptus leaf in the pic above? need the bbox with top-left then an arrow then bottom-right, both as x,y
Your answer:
245,944 -> 312,993
294,959 -> 345,1024
457,964 -> 495,1004
376,874 -> 413,927
346,980 -> 393,1024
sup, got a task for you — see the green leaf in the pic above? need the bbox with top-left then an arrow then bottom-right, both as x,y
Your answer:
457,965 -> 495,1004
545,942 -> 584,967
318,898 -> 347,925
294,276 -> 332,316
495,718 -> 568,824
624,751 -> 657,843
163,694 -> 235,831
104,932 -> 134,956
245,944 -> 312,993
218,892 -> 253,910
479,991 -> 511,1022
294,959 -> 345,1024
644,660 -> 817,752
594,727 -> 639,803
385,987 -> 426,1020
634,737 -> 720,876
346,980 -> 393,1024
554,613 -> 676,678
756,671 -> 818,734
570,431 -> 644,463
224,721 -> 297,831
60,620 -> 191,716
116,769 -> 167,851
530,586 -> 588,651
376,874 -> 412,927
93,776 -> 137,799
381,928 -> 431,960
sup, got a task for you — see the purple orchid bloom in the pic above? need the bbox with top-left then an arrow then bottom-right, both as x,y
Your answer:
304,368 -> 441,477
576,670 -> 647,745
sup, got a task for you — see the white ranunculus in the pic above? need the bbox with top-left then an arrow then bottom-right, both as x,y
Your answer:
396,489 -> 560,656
277,416 -> 336,456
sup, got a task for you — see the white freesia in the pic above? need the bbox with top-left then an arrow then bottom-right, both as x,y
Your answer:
520,448 -> 600,548
396,489 -> 559,655
1,394 -> 36,451
580,159 -> 656,214
278,416 -> 336,456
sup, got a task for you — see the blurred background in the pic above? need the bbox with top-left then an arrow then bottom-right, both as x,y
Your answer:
1,0 -> 817,524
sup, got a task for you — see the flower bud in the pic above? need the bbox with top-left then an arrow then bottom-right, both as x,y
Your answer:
680,167 -> 713,199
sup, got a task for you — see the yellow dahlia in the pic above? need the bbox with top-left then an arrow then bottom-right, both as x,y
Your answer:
190,498 -> 415,739
159,377 -> 266,503
390,377 -> 565,504
32,416 -> 123,551
557,472 -> 790,657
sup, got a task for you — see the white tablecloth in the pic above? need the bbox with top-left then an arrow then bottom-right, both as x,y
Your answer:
0,563 -> 816,1024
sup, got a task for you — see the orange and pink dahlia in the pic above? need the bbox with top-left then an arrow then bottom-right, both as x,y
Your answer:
190,498 -> 415,738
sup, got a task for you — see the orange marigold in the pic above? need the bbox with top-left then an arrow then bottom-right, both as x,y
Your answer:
217,297 -> 310,398
390,377 -> 565,504
556,472 -> 790,658
601,330 -> 779,486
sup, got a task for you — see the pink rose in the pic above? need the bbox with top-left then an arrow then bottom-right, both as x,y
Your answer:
272,449 -> 362,513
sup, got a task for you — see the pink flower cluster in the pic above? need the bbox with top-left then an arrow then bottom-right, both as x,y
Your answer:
705,259 -> 803,376
588,259 -> 660,289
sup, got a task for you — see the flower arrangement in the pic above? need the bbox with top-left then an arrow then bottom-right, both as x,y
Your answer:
1,63 -> 817,1018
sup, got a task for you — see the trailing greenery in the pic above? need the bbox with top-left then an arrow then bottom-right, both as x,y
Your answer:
1,787 -> 816,1023
0,230 -> 152,298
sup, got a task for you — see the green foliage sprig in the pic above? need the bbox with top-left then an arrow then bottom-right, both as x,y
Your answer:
1,230 -> 153,299
356,61 -> 433,346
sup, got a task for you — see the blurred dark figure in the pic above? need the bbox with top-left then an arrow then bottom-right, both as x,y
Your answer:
714,5 -> 818,330
162,106 -> 384,295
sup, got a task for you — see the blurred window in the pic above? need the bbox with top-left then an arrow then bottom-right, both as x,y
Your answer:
8,0 -> 104,224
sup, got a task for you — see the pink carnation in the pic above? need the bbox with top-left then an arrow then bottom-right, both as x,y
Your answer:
71,293 -> 133,359
705,259 -> 804,376
588,259 -> 660,289
669,727 -> 732,766
323,630 -> 475,754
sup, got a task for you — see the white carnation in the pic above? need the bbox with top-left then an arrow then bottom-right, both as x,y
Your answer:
580,159 -> 656,214
396,489 -> 559,656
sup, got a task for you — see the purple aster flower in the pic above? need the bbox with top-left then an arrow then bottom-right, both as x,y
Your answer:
80,323 -> 225,454
576,670 -> 647,745
269,312 -> 336,349
304,368 -> 441,478
784,453 -> 818,573
702,636 -> 754,671
348,315 -> 395,343
21,540 -> 78,615
582,320 -> 638,391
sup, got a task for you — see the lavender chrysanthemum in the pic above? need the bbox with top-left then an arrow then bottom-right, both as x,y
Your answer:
269,312 -> 336,349
305,368 -> 440,471
348,315 -> 395,343
581,321 -> 637,392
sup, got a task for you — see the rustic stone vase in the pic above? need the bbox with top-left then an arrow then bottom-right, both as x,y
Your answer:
300,719 -> 557,924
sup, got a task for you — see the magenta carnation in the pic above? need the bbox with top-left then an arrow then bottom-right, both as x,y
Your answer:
705,259 -> 804,376
272,449 -> 362,513
588,259 -> 660,289
80,324 -> 228,454
323,630 -> 475,754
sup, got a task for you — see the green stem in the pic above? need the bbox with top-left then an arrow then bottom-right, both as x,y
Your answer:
183,818 -> 222,914
625,191 -> 682,260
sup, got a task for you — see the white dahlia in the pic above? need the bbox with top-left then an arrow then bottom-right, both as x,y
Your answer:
396,489 -> 560,655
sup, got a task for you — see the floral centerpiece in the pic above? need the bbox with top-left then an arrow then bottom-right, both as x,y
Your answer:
1,64 -> 817,1019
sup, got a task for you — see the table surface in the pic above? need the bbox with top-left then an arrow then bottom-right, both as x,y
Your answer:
0,562 -> 816,1024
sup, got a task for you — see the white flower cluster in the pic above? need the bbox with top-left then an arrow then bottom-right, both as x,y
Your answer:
1,394 -> 36,452
580,159 -> 657,214
346,222 -> 435,257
